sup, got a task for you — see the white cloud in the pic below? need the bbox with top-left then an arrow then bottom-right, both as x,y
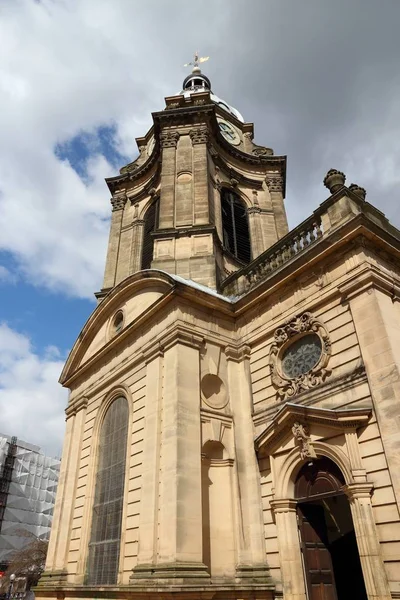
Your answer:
0,265 -> 17,284
0,323 -> 67,457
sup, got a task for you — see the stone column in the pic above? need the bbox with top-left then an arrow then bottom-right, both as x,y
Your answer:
226,345 -> 271,582
38,398 -> 88,587
266,173 -> 289,239
158,131 -> 179,229
102,193 -> 127,289
346,284 -> 400,515
270,499 -> 307,600
344,483 -> 392,600
151,331 -> 209,581
190,127 -> 210,225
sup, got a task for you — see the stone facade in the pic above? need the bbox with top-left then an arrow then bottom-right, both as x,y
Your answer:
36,71 -> 400,600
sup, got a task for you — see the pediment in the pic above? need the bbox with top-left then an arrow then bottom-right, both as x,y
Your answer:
255,402 -> 371,458
60,271 -> 176,385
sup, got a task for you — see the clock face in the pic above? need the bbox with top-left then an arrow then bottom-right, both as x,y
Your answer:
147,137 -> 155,156
218,119 -> 241,146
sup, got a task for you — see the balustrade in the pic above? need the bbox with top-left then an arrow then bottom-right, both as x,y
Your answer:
223,215 -> 323,295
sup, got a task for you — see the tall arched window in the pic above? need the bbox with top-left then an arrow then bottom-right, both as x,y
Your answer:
141,198 -> 159,270
87,396 -> 129,585
221,189 -> 251,264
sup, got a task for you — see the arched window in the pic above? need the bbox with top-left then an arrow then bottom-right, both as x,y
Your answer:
87,396 -> 128,585
221,189 -> 251,263
141,198 -> 159,270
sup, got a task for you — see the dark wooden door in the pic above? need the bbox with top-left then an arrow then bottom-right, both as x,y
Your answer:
297,502 -> 338,600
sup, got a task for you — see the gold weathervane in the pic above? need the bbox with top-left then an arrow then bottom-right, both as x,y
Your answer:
184,51 -> 209,69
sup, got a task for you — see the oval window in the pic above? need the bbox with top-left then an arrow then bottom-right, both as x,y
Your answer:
281,334 -> 322,379
113,311 -> 124,335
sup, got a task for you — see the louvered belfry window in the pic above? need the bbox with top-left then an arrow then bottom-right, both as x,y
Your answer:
221,189 -> 251,264
141,198 -> 159,270
86,396 -> 128,585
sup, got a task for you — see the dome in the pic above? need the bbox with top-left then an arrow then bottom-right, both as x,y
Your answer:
180,69 -> 244,123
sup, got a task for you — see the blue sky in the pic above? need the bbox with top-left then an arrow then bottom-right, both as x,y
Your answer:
2,0 -> 400,457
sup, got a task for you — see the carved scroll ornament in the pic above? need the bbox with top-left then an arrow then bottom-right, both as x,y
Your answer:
269,311 -> 331,401
160,131 -> 180,149
111,193 -> 127,211
292,422 -> 317,461
189,126 -> 209,145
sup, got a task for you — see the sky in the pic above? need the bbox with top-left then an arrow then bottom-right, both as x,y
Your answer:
1,0 -> 400,457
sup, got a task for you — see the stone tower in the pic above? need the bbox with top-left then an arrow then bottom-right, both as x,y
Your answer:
36,62 -> 400,600
100,64 -> 288,297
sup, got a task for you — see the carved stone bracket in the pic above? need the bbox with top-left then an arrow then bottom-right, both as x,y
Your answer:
110,193 -> 127,211
160,131 -> 180,149
292,421 -> 317,460
269,311 -> 331,401
189,126 -> 209,145
253,146 -> 273,157
266,173 -> 284,193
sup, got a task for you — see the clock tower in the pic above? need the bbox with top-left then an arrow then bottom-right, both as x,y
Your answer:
99,61 -> 288,298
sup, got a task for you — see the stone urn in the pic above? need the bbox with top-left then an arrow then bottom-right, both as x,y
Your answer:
323,169 -> 346,194
348,183 -> 367,200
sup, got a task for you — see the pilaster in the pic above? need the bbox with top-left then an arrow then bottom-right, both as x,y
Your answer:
344,282 -> 400,516
265,173 -> 288,239
38,397 -> 88,587
225,344 -> 271,582
102,193 -> 127,289
132,331 -> 209,583
129,219 -> 145,273
190,127 -> 210,225
247,206 -> 264,258
135,350 -> 163,567
159,131 -> 179,229
270,499 -> 307,600
344,483 -> 392,600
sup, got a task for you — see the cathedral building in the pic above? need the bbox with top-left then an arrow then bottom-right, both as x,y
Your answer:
36,60 -> 400,600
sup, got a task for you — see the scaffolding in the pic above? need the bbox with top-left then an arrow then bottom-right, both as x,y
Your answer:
0,434 -> 60,570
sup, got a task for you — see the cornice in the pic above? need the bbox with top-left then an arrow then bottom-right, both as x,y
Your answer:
343,482 -> 373,500
255,403 -> 371,458
60,272 -> 236,388
65,396 -> 88,419
106,101 -> 286,194
106,146 -> 160,193
225,344 -> 251,362
339,262 -> 400,303
253,363 -> 368,428
270,498 -> 297,513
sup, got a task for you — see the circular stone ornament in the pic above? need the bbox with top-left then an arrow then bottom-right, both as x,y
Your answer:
201,374 -> 228,409
269,311 -> 332,401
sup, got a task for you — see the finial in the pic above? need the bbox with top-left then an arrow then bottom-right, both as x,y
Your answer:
184,51 -> 209,74
323,168 -> 346,194
348,183 -> 366,200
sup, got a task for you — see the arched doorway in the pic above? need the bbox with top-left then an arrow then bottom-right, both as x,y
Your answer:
295,457 -> 367,600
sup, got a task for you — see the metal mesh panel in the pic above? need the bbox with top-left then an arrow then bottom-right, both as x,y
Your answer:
221,189 -> 251,263
0,434 -> 60,569
87,397 -> 128,585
